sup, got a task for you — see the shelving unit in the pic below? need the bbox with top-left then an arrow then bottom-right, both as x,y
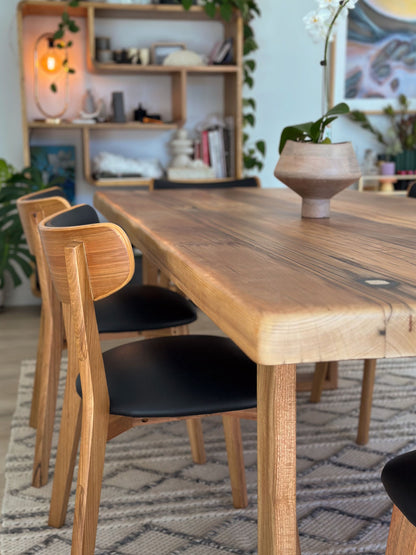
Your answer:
18,1 -> 243,187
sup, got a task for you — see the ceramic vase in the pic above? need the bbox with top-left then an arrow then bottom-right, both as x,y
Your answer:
274,140 -> 361,218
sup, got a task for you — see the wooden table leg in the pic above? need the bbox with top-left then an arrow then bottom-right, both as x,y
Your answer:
257,363 -> 298,554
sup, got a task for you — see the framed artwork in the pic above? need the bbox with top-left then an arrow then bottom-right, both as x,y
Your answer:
330,0 -> 416,112
150,42 -> 186,65
30,145 -> 75,203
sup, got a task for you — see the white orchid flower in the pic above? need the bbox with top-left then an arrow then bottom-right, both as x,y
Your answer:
303,8 -> 332,42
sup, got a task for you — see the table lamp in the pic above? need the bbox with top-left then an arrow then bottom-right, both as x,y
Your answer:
34,33 -> 69,123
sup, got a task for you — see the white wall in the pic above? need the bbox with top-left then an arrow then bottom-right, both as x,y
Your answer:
0,0 -> 380,306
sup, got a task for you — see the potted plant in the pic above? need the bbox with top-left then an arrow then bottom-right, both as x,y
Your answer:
274,0 -> 361,219
0,159 -> 53,309
349,94 -> 416,171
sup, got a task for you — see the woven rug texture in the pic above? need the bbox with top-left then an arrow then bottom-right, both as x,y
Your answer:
3,357 -> 416,554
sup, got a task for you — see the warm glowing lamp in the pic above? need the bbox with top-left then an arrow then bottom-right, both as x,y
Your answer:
34,33 -> 69,123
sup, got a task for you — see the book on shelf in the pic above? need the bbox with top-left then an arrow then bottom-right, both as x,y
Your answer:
197,118 -> 234,179
209,37 -> 233,65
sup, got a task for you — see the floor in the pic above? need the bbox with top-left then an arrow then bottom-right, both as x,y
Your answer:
0,304 -> 221,507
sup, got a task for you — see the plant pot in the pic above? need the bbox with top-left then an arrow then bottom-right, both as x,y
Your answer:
274,141 -> 361,218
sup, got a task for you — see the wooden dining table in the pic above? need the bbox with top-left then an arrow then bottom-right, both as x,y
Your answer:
94,186 -> 416,554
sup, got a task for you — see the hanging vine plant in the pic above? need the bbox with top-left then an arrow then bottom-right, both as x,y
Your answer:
180,0 -> 266,172
52,0 -> 265,172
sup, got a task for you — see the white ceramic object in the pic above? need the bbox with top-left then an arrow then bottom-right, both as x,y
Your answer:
163,50 -> 205,66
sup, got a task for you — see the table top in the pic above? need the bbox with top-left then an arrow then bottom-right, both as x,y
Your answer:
94,187 -> 416,366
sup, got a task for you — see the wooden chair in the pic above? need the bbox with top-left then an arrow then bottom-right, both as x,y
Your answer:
17,188 -> 203,488
381,449 -> 416,554
39,204 -> 257,554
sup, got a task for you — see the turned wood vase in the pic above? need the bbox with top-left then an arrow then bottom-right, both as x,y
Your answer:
274,140 -> 362,218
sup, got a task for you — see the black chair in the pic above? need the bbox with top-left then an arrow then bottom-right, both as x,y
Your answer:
17,188 -> 202,489
151,177 -> 260,189
381,449 -> 416,553
39,204 -> 257,554
407,181 -> 416,198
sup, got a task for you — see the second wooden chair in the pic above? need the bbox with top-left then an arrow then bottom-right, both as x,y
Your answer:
17,188 -> 203,488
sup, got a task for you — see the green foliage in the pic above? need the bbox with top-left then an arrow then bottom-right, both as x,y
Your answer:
0,160 -> 53,290
279,103 -> 350,154
180,0 -> 265,172
349,94 -> 416,155
50,0 -> 80,93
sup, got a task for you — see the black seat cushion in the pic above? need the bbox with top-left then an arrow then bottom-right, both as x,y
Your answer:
76,335 -> 256,417
381,449 -> 416,526
95,284 -> 197,333
153,178 -> 258,190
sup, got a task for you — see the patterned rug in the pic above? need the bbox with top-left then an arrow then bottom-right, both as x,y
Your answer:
2,357 -> 416,554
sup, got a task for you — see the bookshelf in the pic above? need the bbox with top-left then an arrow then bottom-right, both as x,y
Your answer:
17,1 -> 243,187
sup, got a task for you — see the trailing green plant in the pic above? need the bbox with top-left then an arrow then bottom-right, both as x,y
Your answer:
0,160 -> 54,293
49,0 -> 80,93
180,0 -> 265,171
349,94 -> 416,156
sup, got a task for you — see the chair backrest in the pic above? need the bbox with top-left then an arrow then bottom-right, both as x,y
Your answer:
407,181 -> 416,198
39,204 -> 134,305
17,187 -> 70,302
151,177 -> 260,190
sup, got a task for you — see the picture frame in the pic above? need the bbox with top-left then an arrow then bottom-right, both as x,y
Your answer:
330,1 -> 416,113
30,145 -> 75,203
150,42 -> 186,65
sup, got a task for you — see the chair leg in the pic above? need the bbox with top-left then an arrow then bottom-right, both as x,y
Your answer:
186,419 -> 206,464
71,407 -> 109,555
309,362 -> 329,403
356,359 -> 377,446
386,505 -> 416,554
29,305 -> 46,429
168,324 -> 207,465
222,414 -> 248,509
32,298 -> 63,488
49,316 -> 82,528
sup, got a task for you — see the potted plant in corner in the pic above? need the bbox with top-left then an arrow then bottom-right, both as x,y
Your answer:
274,0 -> 361,219
0,159 -> 53,310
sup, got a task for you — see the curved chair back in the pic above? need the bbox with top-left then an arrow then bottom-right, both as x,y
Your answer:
17,187 -> 70,256
39,204 -> 134,304
408,181 -> 416,198
151,177 -> 260,190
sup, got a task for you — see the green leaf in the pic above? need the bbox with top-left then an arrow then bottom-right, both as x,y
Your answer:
68,0 -> 80,6
204,2 -> 216,18
325,102 -> 350,117
181,0 -> 193,9
244,113 -> 255,127
53,29 -> 64,40
62,12 -> 70,24
68,21 -> 79,33
50,83 -> 57,93
220,2 -> 233,22
256,140 -> 266,155
279,124 -> 312,154
243,98 -> 256,110
244,59 -> 256,71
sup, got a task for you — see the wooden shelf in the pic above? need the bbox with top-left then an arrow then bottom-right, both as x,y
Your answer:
92,62 -> 239,75
19,0 -> 243,187
28,121 -> 178,130
19,1 -> 227,21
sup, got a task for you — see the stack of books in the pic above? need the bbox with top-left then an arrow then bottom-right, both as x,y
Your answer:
197,116 -> 235,178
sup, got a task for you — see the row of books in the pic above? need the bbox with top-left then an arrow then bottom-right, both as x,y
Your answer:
194,118 -> 235,178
